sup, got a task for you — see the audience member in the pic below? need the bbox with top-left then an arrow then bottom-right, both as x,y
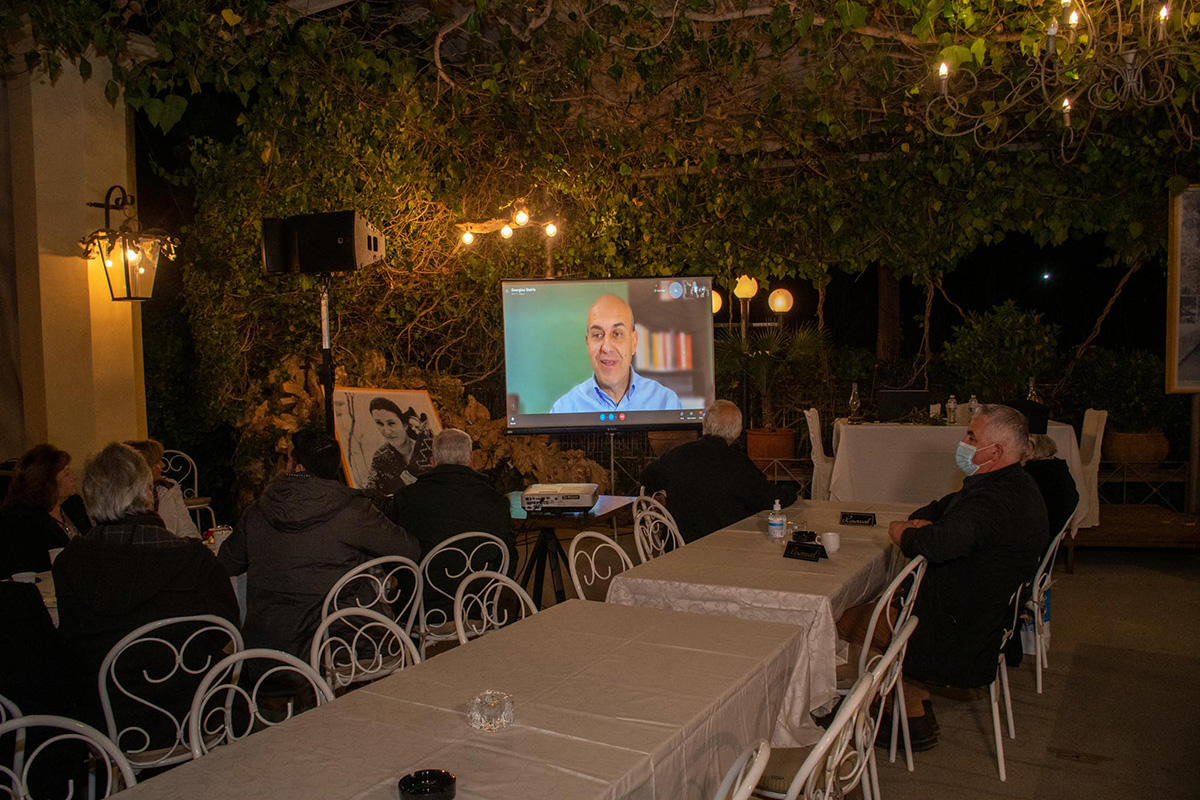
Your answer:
641,399 -> 796,542
0,444 -> 91,578
53,442 -> 238,729
837,404 -> 1048,751
1009,400 -> 1080,538
124,439 -> 201,539
219,430 -> 420,659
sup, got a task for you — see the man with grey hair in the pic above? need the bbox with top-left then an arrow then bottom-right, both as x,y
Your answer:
52,442 -> 238,730
641,399 -> 796,543
392,428 -> 516,563
840,404 -> 1048,752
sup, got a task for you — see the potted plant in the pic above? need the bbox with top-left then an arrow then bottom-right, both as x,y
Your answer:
715,324 -> 826,461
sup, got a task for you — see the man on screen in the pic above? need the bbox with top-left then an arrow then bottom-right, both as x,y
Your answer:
550,294 -> 683,413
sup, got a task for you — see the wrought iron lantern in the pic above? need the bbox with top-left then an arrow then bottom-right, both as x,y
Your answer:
79,185 -> 178,302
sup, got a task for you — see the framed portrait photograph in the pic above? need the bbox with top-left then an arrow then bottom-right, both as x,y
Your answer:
331,386 -> 443,493
1167,185 -> 1200,392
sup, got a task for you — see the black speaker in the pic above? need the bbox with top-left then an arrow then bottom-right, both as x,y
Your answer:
261,211 -> 385,275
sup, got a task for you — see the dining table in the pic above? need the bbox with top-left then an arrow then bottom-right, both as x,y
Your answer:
827,419 -> 1090,527
119,599 -> 806,800
606,499 -> 917,747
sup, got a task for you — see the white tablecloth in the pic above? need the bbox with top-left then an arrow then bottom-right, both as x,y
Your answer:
828,420 -> 1090,527
606,500 -> 915,747
121,600 -> 805,800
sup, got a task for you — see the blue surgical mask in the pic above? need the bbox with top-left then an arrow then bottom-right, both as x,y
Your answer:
956,441 -> 995,476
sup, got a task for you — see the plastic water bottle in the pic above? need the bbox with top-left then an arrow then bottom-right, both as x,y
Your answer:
968,394 -> 980,419
945,395 -> 958,423
768,499 -> 786,540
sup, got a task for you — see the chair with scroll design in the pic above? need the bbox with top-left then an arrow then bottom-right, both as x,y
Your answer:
187,649 -> 335,759
568,531 -> 634,601
632,494 -> 684,564
416,532 -> 511,658
321,555 -> 422,636
453,571 -> 538,644
161,449 -> 216,531
803,409 -> 832,501
754,616 -> 918,800
1026,507 -> 1078,694
98,614 -> 242,773
835,555 -> 928,771
0,694 -> 23,795
0,715 -> 137,798
309,608 -> 421,691
713,739 -> 771,800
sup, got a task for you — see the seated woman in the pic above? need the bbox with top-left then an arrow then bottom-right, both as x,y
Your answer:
0,444 -> 91,578
124,439 -> 201,539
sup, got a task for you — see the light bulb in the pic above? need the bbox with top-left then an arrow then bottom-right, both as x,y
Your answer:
1160,4 -> 1168,21
712,290 -> 723,315
104,258 -> 113,268
461,231 -> 475,245
1062,97 -> 1071,110
733,275 -> 759,300
938,62 -> 949,78
501,225 -> 513,239
544,222 -> 558,237
1069,9 -> 1079,26
126,248 -> 140,263
138,267 -> 145,274
514,209 -> 529,226
768,288 -> 794,313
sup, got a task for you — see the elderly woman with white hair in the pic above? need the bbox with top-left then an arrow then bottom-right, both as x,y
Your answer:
51,442 -> 238,731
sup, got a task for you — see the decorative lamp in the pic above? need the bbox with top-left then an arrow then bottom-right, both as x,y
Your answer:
768,288 -> 794,313
732,274 -> 759,299
79,185 -> 177,302
712,290 -> 723,315
544,222 -> 558,237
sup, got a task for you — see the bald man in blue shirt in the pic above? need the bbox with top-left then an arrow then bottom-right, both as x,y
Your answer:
550,294 -> 683,414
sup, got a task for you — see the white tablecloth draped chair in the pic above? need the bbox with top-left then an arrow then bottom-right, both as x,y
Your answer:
804,409 -> 832,501
98,614 -> 243,773
320,555 -> 422,636
568,531 -> 634,601
416,532 -> 511,658
632,494 -> 684,563
309,607 -> 421,691
187,649 -> 335,759
714,738 -> 771,800
453,570 -> 538,644
0,714 -> 137,798
1078,409 -> 1108,529
161,449 -> 217,531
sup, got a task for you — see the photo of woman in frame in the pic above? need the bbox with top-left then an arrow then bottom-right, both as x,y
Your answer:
331,387 -> 441,493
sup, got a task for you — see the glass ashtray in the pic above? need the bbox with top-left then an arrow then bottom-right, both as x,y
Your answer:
467,690 -> 514,732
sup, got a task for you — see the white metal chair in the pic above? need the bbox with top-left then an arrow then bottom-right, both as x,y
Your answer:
803,409 -> 832,501
989,585 -> 1025,781
1078,409 -> 1107,529
568,531 -> 634,601
835,555 -> 927,771
320,555 -> 422,636
416,532 -> 511,658
187,649 -> 335,759
97,614 -> 242,772
0,694 -> 23,795
453,570 -> 538,644
713,739 -> 771,800
309,608 -> 421,691
1026,508 -> 1078,694
754,617 -> 919,800
161,449 -> 216,531
632,494 -> 684,563
0,715 -> 137,798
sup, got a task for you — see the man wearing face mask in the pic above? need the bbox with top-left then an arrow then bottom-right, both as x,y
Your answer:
880,404 -> 1048,749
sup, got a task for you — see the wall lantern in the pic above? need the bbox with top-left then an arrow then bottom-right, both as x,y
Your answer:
79,185 -> 178,302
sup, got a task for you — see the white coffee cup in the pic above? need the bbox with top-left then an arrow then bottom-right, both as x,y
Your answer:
821,532 -> 841,554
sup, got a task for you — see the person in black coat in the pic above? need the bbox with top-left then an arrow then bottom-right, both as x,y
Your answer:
641,399 -> 796,543
0,444 -> 91,578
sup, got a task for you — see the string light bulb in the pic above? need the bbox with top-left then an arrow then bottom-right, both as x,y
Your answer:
461,231 -> 475,245
500,225 -> 513,239
1159,5 -> 1169,39
514,209 -> 530,226
938,62 -> 949,96
1062,96 -> 1072,127
544,222 -> 558,237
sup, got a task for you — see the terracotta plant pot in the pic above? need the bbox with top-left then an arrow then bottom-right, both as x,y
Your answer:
746,428 -> 796,462
1101,431 -> 1170,465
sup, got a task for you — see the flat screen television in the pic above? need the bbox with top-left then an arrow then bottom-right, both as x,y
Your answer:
503,277 -> 716,433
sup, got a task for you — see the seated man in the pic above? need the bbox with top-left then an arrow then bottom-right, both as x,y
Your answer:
840,404 -> 1049,751
219,430 -> 420,659
53,442 -> 239,730
641,399 -> 796,543
391,429 -> 516,618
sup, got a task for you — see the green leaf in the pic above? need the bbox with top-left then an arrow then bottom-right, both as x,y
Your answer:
104,80 -> 119,105
1128,220 -> 1144,239
221,9 -> 243,26
619,163 -> 632,176
970,38 -> 986,66
1167,175 -> 1190,196
829,215 -> 843,234
78,58 -> 91,80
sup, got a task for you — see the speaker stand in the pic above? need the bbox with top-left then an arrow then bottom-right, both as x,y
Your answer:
319,276 -> 335,435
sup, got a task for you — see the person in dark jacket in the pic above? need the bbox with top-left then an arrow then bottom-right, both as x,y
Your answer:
0,444 -> 91,578
53,442 -> 239,733
640,399 -> 796,543
219,430 -> 420,659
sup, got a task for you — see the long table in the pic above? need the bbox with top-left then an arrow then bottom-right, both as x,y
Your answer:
606,500 -> 916,747
121,600 -> 805,800
828,420 -> 1090,526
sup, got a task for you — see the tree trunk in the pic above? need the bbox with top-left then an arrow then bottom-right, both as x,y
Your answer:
877,262 -> 901,364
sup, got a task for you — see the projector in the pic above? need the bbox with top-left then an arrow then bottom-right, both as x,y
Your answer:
521,484 -> 600,513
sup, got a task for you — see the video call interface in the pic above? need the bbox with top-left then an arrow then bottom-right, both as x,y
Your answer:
502,277 -> 717,433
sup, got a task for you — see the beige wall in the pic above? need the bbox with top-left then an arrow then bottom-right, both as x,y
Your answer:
4,56 -> 147,468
